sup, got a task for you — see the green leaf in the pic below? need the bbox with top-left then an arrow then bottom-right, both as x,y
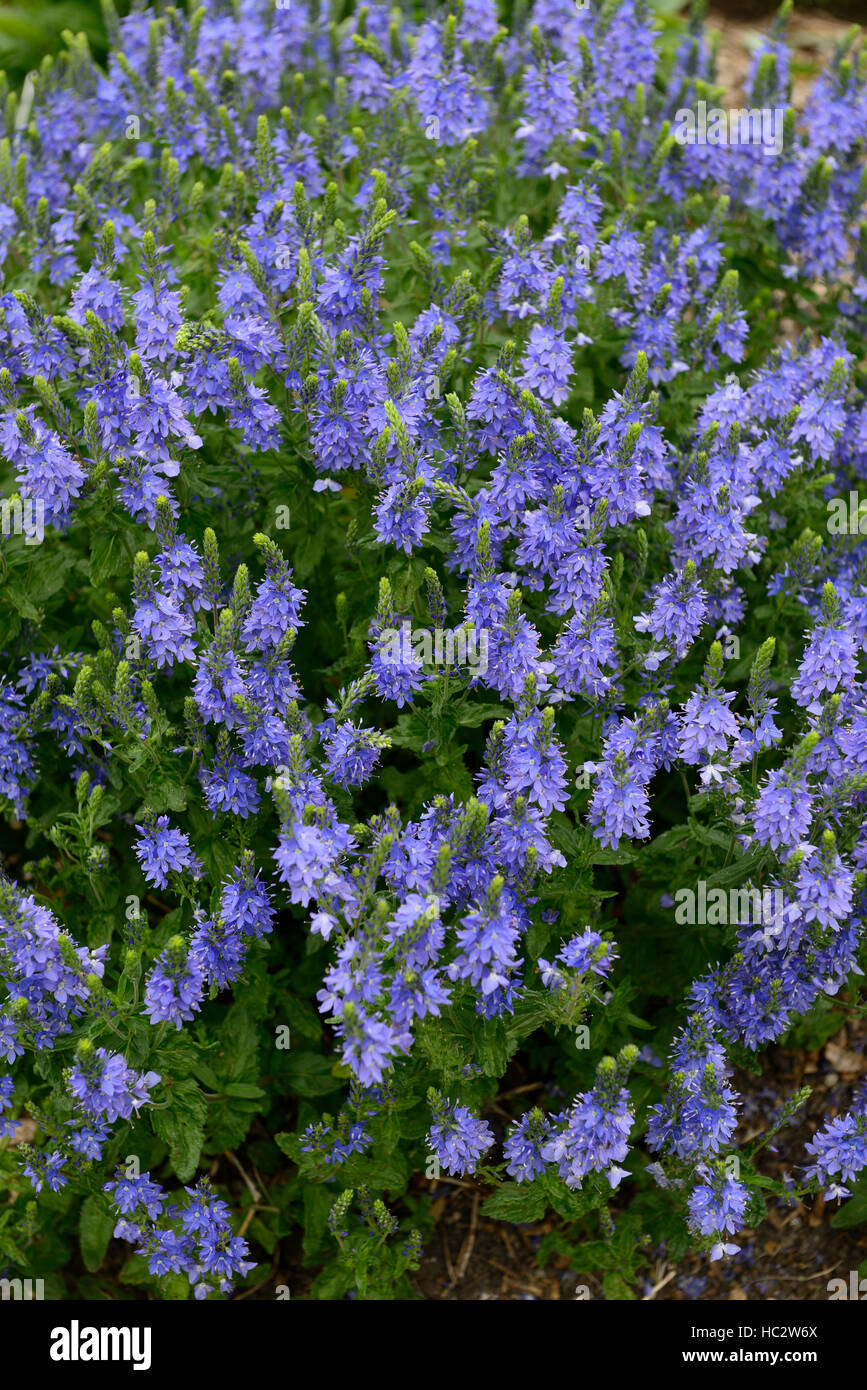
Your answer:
144,779 -> 188,813
455,702 -> 507,728
29,550 -> 77,601
274,1131 -> 300,1160
151,1078 -> 206,1182
345,1149 -> 410,1193
282,1052 -> 344,1097
647,827 -> 692,856
830,1186 -> 867,1230
706,848 -> 767,889
119,1255 -> 191,1300
79,1194 -> 115,1274
3,582 -> 40,620
220,1002 -> 262,1081
539,1171 -> 602,1222
481,1183 -> 548,1222
472,1016 -> 515,1075
603,1270 -> 636,1300
686,818 -> 731,851
549,817 -> 583,857
89,533 -> 122,588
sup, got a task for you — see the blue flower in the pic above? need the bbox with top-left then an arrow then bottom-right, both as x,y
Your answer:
427,1091 -> 494,1176
68,1046 -> 160,1122
143,937 -> 205,1029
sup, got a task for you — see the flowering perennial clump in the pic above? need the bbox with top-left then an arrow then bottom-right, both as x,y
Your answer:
0,0 -> 866,1300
